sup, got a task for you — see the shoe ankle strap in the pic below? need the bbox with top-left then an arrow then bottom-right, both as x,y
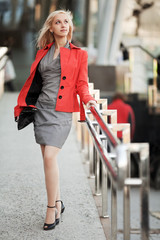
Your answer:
56,200 -> 62,203
47,205 -> 56,208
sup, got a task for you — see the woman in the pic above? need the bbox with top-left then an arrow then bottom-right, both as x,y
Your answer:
14,10 -> 96,230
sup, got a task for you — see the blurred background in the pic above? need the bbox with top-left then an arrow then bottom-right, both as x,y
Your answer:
0,0 -> 160,188
0,0 -> 160,89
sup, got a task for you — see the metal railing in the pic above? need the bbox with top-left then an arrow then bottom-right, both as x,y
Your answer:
0,47 -> 8,70
127,44 -> 160,63
0,47 -> 8,98
124,44 -> 160,109
77,105 -> 150,240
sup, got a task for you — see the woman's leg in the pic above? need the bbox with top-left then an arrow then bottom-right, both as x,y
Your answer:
40,145 -> 60,225
55,183 -> 61,219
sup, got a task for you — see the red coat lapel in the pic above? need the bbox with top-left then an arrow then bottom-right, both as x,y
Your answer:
30,42 -> 80,75
16,42 -> 83,114
30,42 -> 53,74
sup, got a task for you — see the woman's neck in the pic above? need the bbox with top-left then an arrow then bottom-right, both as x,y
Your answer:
54,37 -> 68,50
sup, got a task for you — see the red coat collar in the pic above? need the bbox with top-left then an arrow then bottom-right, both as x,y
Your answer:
43,42 -> 81,50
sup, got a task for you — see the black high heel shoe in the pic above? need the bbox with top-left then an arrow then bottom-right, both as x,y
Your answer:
43,205 -> 57,231
55,200 -> 65,225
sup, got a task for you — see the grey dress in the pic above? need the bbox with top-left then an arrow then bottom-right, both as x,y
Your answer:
33,42 -> 72,148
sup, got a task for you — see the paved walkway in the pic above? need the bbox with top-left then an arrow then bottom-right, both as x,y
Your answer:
0,93 -> 106,240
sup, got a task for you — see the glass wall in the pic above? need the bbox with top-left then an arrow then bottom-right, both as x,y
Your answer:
0,0 -> 91,90
0,0 -> 36,90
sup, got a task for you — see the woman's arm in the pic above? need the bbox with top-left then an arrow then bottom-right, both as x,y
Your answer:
76,50 -> 96,105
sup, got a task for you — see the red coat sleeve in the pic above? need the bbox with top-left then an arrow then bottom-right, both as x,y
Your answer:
76,50 -> 95,104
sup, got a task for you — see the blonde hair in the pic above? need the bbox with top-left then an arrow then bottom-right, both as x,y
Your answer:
37,10 -> 73,49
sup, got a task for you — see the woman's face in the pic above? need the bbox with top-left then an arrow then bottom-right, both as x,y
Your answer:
50,13 -> 70,39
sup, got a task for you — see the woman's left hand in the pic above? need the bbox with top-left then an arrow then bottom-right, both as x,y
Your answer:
86,100 -> 97,110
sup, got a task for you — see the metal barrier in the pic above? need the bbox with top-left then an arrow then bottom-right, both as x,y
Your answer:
0,47 -> 8,98
75,104 -> 150,240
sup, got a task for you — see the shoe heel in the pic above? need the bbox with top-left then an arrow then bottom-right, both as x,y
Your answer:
60,213 -> 63,222
56,200 -> 65,214
61,206 -> 65,214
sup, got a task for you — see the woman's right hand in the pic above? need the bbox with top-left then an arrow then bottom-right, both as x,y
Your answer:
86,100 -> 97,110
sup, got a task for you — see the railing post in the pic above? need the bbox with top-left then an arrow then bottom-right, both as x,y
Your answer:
140,144 -> 150,240
95,125 -> 101,195
102,159 -> 109,217
81,123 -> 85,151
88,109 -> 95,178
124,147 -> 131,240
88,132 -> 95,178
111,180 -> 117,240
123,184 -> 130,240
95,151 -> 101,195
101,138 -> 109,217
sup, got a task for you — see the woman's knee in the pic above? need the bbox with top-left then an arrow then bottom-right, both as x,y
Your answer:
43,146 -> 60,168
44,154 -> 56,168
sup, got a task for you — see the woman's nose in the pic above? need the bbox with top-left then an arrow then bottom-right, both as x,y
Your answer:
61,22 -> 65,27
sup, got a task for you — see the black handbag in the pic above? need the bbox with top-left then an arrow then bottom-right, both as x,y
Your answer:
17,107 -> 37,130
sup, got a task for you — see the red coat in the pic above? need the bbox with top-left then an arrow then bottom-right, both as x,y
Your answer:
108,99 -> 135,140
14,42 -> 95,121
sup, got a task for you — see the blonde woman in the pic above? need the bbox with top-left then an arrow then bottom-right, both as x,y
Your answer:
14,10 -> 96,230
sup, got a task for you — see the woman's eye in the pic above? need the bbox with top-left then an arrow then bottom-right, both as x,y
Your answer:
55,20 -> 68,24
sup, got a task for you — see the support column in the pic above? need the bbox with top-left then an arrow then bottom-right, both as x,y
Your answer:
96,0 -> 117,65
11,0 -> 18,28
85,0 -> 92,47
108,0 -> 127,64
98,0 -> 106,31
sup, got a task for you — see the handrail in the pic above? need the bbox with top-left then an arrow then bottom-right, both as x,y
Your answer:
86,106 -> 128,189
127,44 -> 160,63
83,104 -> 150,240
89,106 -> 120,147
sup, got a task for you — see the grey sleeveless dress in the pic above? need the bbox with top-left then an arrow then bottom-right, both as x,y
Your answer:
33,42 -> 72,148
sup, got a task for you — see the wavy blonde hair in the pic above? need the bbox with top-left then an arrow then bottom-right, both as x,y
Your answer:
37,10 -> 73,49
